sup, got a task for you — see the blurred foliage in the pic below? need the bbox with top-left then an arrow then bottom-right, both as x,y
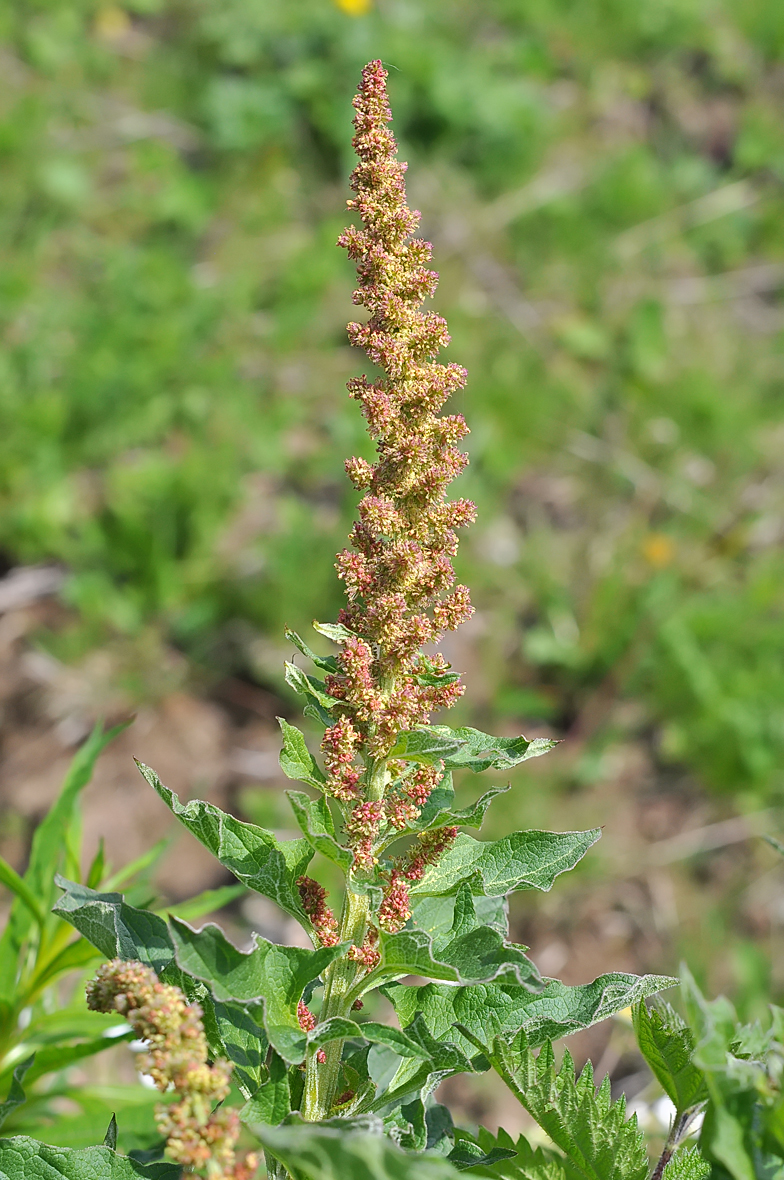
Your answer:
1,0 -> 784,799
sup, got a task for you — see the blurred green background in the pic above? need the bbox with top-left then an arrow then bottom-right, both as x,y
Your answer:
2,0 -> 784,1009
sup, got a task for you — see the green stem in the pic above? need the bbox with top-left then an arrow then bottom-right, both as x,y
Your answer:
301,755 -> 388,1121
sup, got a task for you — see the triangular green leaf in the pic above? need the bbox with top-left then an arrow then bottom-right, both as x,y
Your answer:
136,762 -> 313,921
433,726 -> 559,772
286,791 -> 353,875
168,916 -> 345,1063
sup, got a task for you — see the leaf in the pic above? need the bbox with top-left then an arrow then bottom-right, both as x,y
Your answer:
240,1052 -> 291,1127
408,830 -> 601,898
102,1115 -> 117,1151
385,972 -> 676,1056
0,720 -> 130,999
434,727 -> 559,773
632,1001 -> 707,1116
447,1141 -> 518,1170
168,916 -> 345,1063
0,1137 -> 179,1179
306,1018 -> 427,1059
662,1147 -> 710,1180
0,1058 -> 33,1132
284,661 -> 338,711
408,786 -> 509,836
206,998 -> 268,1099
447,1131 -> 565,1180
54,878 -> 179,980
286,791 -> 353,875
278,718 -> 327,789
285,627 -> 339,673
254,1119 -> 460,1180
3,1033 -> 133,1089
764,834 -> 784,857
473,1034 -> 649,1180
388,730 -> 468,764
0,857 -> 43,927
312,621 -> 356,644
372,1015 -> 477,1112
410,893 -> 508,949
136,762 -> 313,921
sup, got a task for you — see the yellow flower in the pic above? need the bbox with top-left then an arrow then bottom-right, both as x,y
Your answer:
334,0 -> 372,14
642,533 -> 675,568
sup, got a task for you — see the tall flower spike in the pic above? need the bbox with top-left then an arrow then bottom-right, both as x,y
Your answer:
334,59 -> 476,756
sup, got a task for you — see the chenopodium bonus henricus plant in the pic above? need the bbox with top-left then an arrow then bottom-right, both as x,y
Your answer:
48,60 -> 675,1178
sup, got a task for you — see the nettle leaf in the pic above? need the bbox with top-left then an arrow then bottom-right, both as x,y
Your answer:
284,661 -> 338,712
0,1137 -> 179,1179
409,830 -> 601,898
385,972 -> 676,1056
450,1129 -> 565,1180
473,1034 -> 649,1180
286,791 -> 353,875
169,917 -> 345,1064
662,1147 -> 711,1180
279,719 -> 327,789
285,627 -> 339,673
255,1119 -> 459,1180
240,1052 -> 291,1127
136,762 -> 312,922
632,1001 -> 707,1116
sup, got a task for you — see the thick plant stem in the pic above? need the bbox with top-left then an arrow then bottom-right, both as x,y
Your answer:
301,757 -> 387,1121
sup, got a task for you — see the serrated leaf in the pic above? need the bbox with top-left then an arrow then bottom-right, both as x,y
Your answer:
240,1052 -> 290,1127
284,662 -> 338,710
632,1001 -> 707,1116
449,1130 -> 565,1180
255,1119 -> 459,1180
662,1147 -> 710,1180
447,1141 -> 518,1170
385,972 -> 676,1056
136,762 -> 312,922
285,627 -> 339,673
0,1137 -> 179,1179
286,791 -> 353,875
278,718 -> 327,789
0,1059 -> 33,1132
168,916 -> 345,1063
409,830 -> 601,898
476,1035 -> 649,1180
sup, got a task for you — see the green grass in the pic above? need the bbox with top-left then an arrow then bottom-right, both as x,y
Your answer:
1,0 -> 784,801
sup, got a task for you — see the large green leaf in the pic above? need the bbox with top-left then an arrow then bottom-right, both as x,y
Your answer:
410,893 -> 508,948
385,972 -> 676,1055
240,1052 -> 291,1127
465,1034 -> 649,1180
255,1119 -> 459,1180
389,726 -> 557,772
278,719 -> 328,789
372,1015 -> 477,1112
168,917 -> 345,1063
306,1019 -> 427,1058
387,730 -> 467,763
407,786 -> 509,836
0,1137 -> 178,1179
632,1001 -> 707,1116
136,762 -> 312,921
408,830 -> 601,898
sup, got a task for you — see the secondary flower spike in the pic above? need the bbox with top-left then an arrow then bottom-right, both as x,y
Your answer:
328,59 -> 476,775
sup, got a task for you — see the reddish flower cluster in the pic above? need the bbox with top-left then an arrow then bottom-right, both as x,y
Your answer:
328,59 -> 475,764
298,1000 -> 326,1063
297,875 -> 339,947
345,799 -> 383,871
403,826 -> 459,883
347,926 -> 380,971
320,715 -> 361,801
377,869 -> 412,933
87,960 -> 257,1180
384,761 -> 443,830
